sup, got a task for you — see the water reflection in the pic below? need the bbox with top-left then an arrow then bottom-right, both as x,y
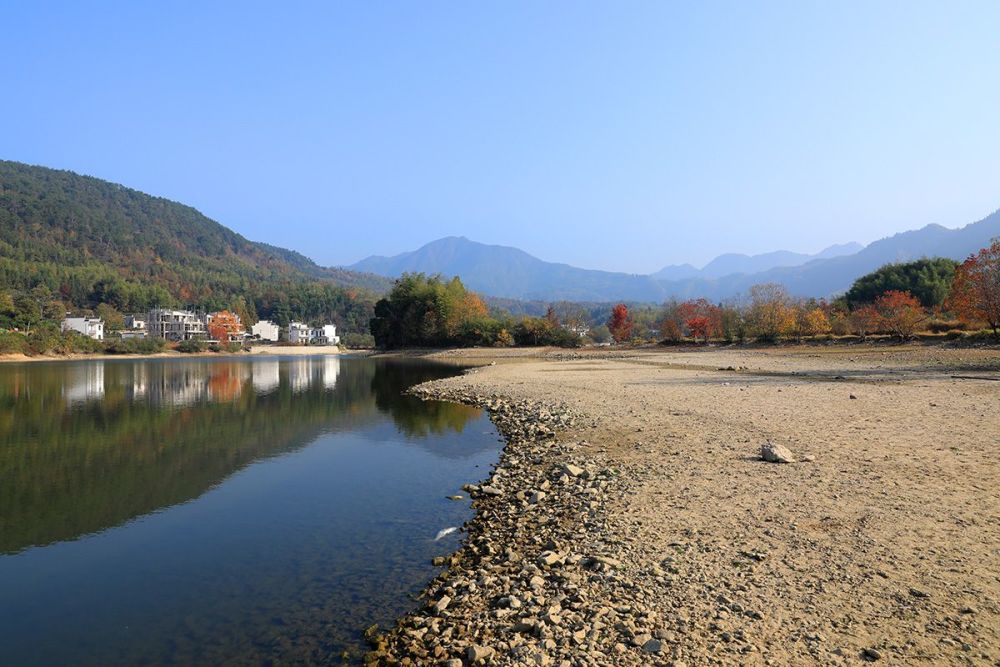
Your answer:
0,356 -> 482,555
0,356 -> 500,665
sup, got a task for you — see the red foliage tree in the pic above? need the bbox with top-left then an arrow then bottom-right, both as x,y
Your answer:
675,298 -> 722,342
607,303 -> 633,343
873,290 -> 925,340
949,240 -> 1000,335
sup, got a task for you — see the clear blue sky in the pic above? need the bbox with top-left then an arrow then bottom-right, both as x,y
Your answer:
4,1 -> 999,272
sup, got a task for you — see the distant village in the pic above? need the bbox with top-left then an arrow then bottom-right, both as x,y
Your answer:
60,308 -> 340,346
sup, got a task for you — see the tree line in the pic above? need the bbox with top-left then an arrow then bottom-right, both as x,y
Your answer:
608,242 -> 999,343
370,242 -> 1000,348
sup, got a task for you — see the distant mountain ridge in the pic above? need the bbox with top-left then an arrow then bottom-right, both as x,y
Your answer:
353,236 -> 670,302
350,213 -> 1000,302
653,242 -> 863,280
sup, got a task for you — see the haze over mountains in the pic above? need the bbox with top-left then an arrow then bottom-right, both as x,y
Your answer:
351,212 -> 1000,303
651,243 -> 863,281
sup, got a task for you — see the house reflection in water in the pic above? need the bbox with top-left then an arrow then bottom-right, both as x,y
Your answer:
62,363 -> 105,406
322,356 -> 340,390
54,356 -> 343,410
252,360 -> 280,395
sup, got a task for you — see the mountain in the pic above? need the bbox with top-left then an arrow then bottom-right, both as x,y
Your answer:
0,160 -> 390,331
351,236 -> 671,302
351,214 -> 999,303
654,213 -> 1000,301
652,242 -> 863,280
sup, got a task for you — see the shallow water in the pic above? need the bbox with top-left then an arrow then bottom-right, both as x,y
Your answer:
0,355 -> 500,665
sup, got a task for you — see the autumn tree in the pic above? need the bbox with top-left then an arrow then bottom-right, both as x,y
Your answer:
658,300 -> 684,342
672,299 -> 720,342
747,283 -> 794,342
792,304 -> 831,341
850,305 -> 880,341
949,240 -> 1000,335
545,306 -> 560,328
873,290 -> 925,340
607,303 -> 633,343
207,310 -> 245,342
445,291 -> 488,337
717,299 -> 747,344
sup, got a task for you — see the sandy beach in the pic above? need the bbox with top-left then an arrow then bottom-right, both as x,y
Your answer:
368,344 -> 1000,666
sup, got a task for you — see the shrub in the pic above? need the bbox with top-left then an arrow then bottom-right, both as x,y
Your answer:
104,337 -> 167,355
341,332 -> 376,349
926,318 -> 968,333
0,331 -> 28,354
177,339 -> 205,353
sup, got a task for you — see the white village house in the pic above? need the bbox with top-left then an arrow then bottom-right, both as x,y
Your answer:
288,321 -> 311,345
251,319 -> 280,342
61,317 -> 104,340
288,322 -> 340,345
311,324 -> 339,345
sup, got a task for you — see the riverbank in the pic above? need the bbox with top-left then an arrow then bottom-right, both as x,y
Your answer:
368,344 -> 999,666
0,345 -> 355,364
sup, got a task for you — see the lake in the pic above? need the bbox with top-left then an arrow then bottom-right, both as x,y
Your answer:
0,355 -> 500,665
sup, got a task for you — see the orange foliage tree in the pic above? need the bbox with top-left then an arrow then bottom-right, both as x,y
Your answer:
793,305 -> 831,341
444,292 -> 488,337
747,283 -> 795,342
949,240 -> 1000,335
207,310 -> 245,342
607,303 -> 633,343
873,290 -> 925,340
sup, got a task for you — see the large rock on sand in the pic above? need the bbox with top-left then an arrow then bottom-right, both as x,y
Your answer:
761,441 -> 796,463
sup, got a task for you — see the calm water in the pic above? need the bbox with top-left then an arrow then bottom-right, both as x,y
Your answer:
0,355 -> 500,665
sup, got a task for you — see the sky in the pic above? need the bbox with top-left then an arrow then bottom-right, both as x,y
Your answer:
3,1 -> 999,273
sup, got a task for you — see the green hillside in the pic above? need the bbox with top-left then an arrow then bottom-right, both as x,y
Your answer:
0,160 -> 390,333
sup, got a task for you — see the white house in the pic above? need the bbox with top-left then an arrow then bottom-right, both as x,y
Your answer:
251,319 -> 280,342
311,324 -> 340,345
288,322 -> 340,345
62,317 -> 104,340
288,321 -> 312,345
124,315 -> 146,331
146,308 -> 207,341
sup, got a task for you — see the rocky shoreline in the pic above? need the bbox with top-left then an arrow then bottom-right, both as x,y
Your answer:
364,346 -> 1000,666
365,382 -> 672,667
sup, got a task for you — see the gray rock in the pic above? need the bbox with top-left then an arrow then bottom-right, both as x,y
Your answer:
761,441 -> 796,463
642,638 -> 664,653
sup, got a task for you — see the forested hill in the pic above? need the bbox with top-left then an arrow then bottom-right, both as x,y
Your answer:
0,160 -> 390,332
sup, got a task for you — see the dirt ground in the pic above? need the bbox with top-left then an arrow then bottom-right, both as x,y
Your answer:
419,344 -> 1000,665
